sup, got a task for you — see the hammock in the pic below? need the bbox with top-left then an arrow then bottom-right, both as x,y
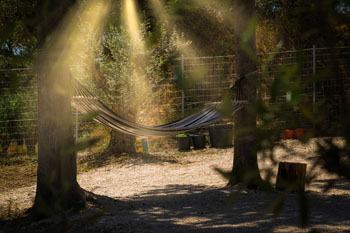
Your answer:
71,77 -> 246,137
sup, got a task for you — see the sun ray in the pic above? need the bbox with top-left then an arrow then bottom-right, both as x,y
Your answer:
123,0 -> 145,52
149,0 -> 169,23
42,0 -> 110,89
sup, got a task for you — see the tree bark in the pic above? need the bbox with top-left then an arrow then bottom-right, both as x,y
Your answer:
92,64 -> 137,155
275,162 -> 307,192
106,129 -> 136,154
32,49 -> 83,218
104,105 -> 136,155
229,0 -> 262,189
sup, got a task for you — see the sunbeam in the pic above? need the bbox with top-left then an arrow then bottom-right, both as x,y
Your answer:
149,0 -> 169,23
42,0 -> 110,91
123,0 -> 145,52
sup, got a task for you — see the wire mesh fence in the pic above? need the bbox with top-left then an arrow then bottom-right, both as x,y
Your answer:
0,72 -> 38,155
257,48 -> 316,130
140,55 -> 236,150
314,47 -> 350,133
0,72 -> 97,155
0,46 -> 349,154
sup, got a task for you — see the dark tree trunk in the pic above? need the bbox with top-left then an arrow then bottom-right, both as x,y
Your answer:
105,105 -> 136,155
229,0 -> 262,189
92,65 -> 137,155
106,129 -> 136,154
275,162 -> 307,192
32,49 -> 83,218
30,1 -> 84,218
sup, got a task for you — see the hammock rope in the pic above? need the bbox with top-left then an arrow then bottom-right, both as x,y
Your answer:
71,75 -> 249,137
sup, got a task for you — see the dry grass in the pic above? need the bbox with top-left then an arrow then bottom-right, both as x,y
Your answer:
0,156 -> 37,191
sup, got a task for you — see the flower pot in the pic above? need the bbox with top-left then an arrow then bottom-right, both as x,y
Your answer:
176,135 -> 191,151
294,128 -> 304,139
208,124 -> 233,148
283,130 -> 294,139
191,134 -> 206,150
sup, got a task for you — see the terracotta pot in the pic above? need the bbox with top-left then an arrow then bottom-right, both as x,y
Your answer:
283,129 -> 294,139
295,128 -> 304,139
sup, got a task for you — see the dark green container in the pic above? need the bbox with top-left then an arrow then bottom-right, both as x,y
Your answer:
176,135 -> 191,151
209,124 -> 233,148
191,134 -> 206,150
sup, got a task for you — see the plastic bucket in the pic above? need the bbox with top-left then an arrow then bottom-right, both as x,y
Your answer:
191,134 -> 206,150
209,124 -> 233,148
176,136 -> 191,151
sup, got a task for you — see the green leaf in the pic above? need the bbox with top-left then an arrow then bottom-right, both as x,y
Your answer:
0,22 -> 16,44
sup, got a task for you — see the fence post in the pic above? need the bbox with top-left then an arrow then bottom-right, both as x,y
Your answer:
181,54 -> 185,116
312,45 -> 316,114
75,108 -> 79,143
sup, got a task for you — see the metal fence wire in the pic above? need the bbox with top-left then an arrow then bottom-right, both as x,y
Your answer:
0,73 -> 38,155
256,47 -> 350,132
0,46 -> 349,154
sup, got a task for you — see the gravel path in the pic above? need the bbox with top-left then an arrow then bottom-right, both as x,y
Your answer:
1,139 -> 350,232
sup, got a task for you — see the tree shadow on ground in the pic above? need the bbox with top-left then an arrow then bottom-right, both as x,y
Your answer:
73,184 -> 350,233
311,177 -> 350,192
3,183 -> 349,233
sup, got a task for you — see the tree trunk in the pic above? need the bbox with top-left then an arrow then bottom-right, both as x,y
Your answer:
106,129 -> 136,154
105,105 -> 136,155
275,162 -> 307,192
32,49 -> 83,218
29,0 -> 83,219
229,0 -> 262,189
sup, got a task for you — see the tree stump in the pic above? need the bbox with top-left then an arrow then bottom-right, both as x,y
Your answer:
276,162 -> 307,192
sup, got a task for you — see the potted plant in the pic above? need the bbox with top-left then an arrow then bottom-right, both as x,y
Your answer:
176,134 -> 191,151
208,123 -> 233,148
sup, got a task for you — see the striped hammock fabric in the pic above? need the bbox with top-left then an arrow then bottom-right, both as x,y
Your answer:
71,78 -> 246,137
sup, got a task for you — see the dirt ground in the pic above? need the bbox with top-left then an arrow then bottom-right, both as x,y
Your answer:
0,138 -> 350,233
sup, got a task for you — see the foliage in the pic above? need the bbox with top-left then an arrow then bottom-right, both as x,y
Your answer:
0,0 -> 37,69
0,0 -> 349,227
146,25 -> 190,84
72,12 -> 190,124
96,25 -> 135,107
93,23 -> 188,108
166,0 -> 236,56
207,0 -> 350,227
0,75 -> 37,155
256,0 -> 350,49
213,44 -> 350,227
166,0 -> 350,54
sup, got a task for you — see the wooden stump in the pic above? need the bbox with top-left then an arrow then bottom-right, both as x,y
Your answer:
276,162 -> 307,192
